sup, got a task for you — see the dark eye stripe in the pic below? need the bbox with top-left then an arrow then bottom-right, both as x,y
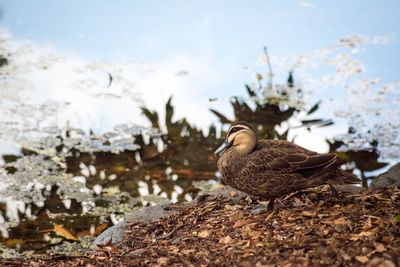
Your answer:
228,126 -> 246,135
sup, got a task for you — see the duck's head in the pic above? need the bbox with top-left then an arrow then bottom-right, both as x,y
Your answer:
214,121 -> 258,156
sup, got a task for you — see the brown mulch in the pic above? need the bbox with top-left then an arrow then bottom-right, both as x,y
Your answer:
2,186 -> 400,266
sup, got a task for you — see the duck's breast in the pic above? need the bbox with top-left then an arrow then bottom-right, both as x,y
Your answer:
217,150 -> 248,182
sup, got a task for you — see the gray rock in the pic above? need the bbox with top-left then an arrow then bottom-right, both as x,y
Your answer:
91,205 -> 173,249
372,163 -> 400,188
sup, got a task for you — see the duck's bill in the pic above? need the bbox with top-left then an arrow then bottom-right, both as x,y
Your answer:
214,140 -> 232,156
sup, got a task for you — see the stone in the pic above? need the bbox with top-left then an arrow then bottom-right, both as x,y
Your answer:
91,205 -> 173,249
371,163 -> 400,188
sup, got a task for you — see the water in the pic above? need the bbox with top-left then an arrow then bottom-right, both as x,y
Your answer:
0,121 -> 219,253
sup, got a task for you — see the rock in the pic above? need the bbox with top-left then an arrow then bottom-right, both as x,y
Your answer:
250,204 -> 271,215
208,185 -> 249,201
371,163 -> 400,188
91,205 -> 173,249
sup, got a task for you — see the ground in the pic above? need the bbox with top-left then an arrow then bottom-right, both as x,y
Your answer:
1,186 -> 400,266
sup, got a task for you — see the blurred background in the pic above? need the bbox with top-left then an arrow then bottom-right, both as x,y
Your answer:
0,0 -> 399,254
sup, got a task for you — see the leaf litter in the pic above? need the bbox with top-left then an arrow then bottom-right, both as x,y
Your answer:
1,186 -> 399,266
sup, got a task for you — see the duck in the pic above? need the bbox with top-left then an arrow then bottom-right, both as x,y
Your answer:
214,121 -> 359,209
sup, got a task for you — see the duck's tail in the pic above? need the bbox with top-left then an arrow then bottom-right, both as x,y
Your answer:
320,157 -> 360,185
329,168 -> 360,185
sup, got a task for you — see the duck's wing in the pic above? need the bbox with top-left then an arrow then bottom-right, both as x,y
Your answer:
269,152 -> 338,173
257,140 -> 318,155
250,140 -> 341,174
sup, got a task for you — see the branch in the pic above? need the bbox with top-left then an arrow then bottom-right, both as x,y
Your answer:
263,46 -> 274,91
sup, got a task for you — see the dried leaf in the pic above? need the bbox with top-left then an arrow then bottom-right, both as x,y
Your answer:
339,250 -> 351,261
322,229 -> 330,237
127,248 -> 146,256
95,223 -> 109,235
355,255 -> 369,263
375,243 -> 386,252
233,216 -> 266,228
76,230 -> 91,237
157,257 -> 169,266
224,204 -> 239,211
5,239 -> 25,247
334,217 -> 348,225
358,231 -> 375,237
265,211 -> 275,222
301,211 -> 314,217
219,235 -> 233,245
76,223 -> 109,237
293,197 -> 307,207
53,224 -> 78,241
248,231 -> 261,239
350,230 -> 375,240
233,218 -> 257,228
382,236 -> 394,244
229,191 -> 238,197
101,244 -> 119,254
197,230 -> 210,238
229,212 -> 243,222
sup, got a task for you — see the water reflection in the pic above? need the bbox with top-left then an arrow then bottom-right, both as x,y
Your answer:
0,103 -> 219,252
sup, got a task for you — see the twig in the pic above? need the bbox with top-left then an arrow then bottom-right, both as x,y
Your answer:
263,46 -> 274,91
155,224 -> 184,240
283,190 -> 302,200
